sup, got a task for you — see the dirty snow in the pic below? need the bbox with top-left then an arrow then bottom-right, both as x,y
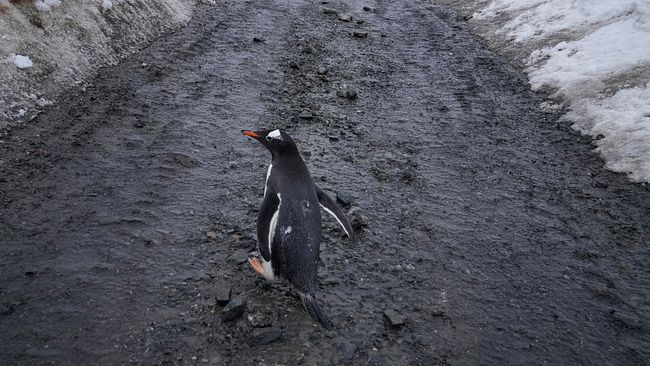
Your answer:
472,0 -> 650,182
0,0 -> 196,127
35,0 -> 62,13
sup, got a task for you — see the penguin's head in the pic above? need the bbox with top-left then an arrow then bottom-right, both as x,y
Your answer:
242,128 -> 298,156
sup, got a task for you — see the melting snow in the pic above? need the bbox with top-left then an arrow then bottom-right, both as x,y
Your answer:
474,0 -> 650,182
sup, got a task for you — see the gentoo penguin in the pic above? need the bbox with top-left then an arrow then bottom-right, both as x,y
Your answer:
242,128 -> 353,328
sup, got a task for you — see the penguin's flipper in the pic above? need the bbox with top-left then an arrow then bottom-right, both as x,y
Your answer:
257,190 -> 281,261
315,185 -> 353,238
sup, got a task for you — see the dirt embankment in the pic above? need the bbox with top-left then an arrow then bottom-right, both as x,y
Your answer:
0,0 -> 198,128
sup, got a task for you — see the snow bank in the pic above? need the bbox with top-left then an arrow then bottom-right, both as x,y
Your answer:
445,0 -> 650,182
0,0 -> 197,128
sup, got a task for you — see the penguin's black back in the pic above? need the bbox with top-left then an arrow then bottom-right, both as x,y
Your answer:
268,156 -> 322,292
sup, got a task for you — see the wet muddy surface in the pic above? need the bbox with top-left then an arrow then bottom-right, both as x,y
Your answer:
1,0 -> 649,364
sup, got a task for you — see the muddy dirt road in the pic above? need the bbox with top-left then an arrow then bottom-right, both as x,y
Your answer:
1,1 -> 649,364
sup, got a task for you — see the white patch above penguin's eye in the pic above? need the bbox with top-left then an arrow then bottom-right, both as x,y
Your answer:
266,129 -> 282,141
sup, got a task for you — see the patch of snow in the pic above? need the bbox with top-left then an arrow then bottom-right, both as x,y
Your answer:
471,0 -> 650,182
35,0 -> 62,12
567,86 -> 650,182
102,0 -> 113,11
10,54 -> 33,69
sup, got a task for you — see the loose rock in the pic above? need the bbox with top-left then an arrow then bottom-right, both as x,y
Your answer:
356,19 -> 365,25
336,88 -> 357,100
316,67 -> 328,75
206,231 -> 218,240
252,37 -> 265,43
383,309 -> 406,327
322,7 -> 338,15
348,206 -> 368,230
353,31 -> 368,38
299,111 -> 314,120
215,284 -> 232,306
228,250 -> 249,264
247,327 -> 282,346
221,298 -> 246,322
363,6 -> 372,11
247,312 -> 272,328
431,308 -> 445,317
345,88 -> 358,100
303,45 -> 315,54
336,191 -> 354,206
337,13 -> 352,22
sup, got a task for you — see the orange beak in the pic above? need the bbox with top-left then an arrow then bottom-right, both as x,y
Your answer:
242,130 -> 260,138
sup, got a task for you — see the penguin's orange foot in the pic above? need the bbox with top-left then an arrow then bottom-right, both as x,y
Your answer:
249,257 -> 264,276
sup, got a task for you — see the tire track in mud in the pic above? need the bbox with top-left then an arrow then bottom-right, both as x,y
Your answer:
1,0 -> 649,365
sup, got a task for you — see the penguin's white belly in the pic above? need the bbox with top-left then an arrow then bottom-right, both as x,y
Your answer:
261,258 -> 275,281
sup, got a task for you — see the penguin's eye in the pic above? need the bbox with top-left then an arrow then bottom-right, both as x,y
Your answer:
265,136 -> 272,141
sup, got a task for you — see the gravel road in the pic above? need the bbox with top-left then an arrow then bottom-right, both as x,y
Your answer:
1,1 -> 649,364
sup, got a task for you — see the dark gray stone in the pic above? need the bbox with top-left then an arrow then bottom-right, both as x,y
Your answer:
383,309 -> 406,327
348,206 -> 368,230
432,308 -> 445,317
247,327 -> 282,346
303,45 -> 315,54
253,37 -> 265,43
353,31 -> 368,38
228,250 -> 249,264
345,88 -> 358,100
322,7 -> 338,15
215,284 -> 232,306
336,191 -> 354,206
299,111 -> 314,119
221,298 -> 246,322
338,13 -> 352,22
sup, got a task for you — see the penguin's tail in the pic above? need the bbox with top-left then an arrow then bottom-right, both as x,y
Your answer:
298,291 -> 333,329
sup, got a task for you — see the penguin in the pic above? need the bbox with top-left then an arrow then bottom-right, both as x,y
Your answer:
242,128 -> 353,328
